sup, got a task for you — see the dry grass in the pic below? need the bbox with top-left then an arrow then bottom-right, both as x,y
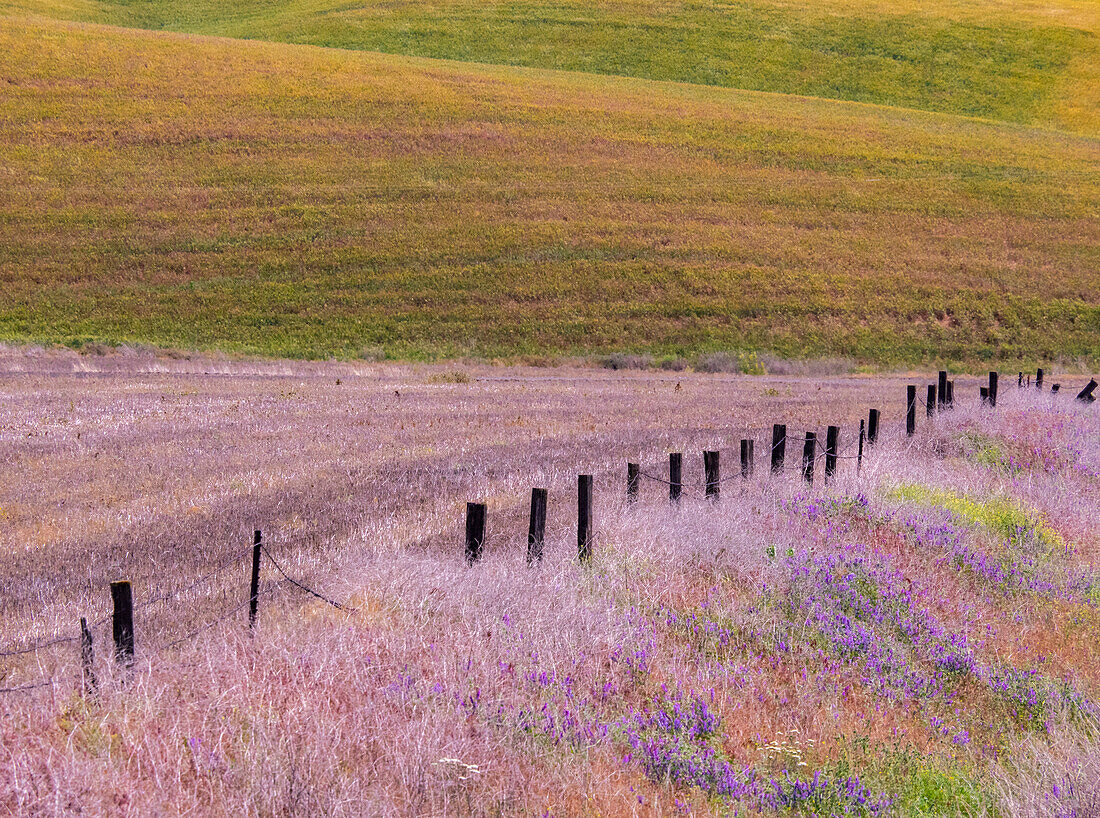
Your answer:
0,17 -> 1097,365
1,349 -> 1098,814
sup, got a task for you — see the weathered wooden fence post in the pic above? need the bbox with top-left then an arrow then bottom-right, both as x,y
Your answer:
110,580 -> 134,669
980,386 -> 989,404
906,385 -> 916,436
80,617 -> 96,695
1078,379 -> 1098,404
802,433 -> 816,484
825,426 -> 838,483
740,439 -> 754,479
669,453 -> 682,503
988,371 -> 999,407
249,530 -> 262,629
465,502 -> 486,565
704,451 -> 720,501
857,419 -> 865,473
1018,372 -> 1023,388
946,381 -> 954,407
626,463 -> 640,504
926,384 -> 936,417
938,371 -> 948,410
578,475 -> 593,562
528,488 -> 547,564
1036,368 -> 1044,390
771,424 -> 786,473
1052,384 -> 1061,394
867,409 -> 880,445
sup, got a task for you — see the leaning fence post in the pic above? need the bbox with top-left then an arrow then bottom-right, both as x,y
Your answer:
740,439 -> 754,479
938,371 -> 948,410
578,475 -> 593,562
867,410 -> 880,445
857,419 -> 865,473
802,433 -> 816,484
825,426 -> 838,482
465,502 -> 486,565
1078,379 -> 1098,404
528,488 -> 547,564
626,463 -> 640,503
110,581 -> 134,669
988,371 -> 999,407
926,384 -> 936,418
80,617 -> 96,695
249,530 -> 262,629
771,424 -> 786,473
669,453 -> 682,503
906,385 -> 917,436
703,451 -> 720,501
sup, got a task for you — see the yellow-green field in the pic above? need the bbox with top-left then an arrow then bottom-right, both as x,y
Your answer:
0,10 -> 1098,364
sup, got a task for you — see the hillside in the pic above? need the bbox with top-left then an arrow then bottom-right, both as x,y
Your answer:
6,0 -> 1099,136
0,16 -> 1098,364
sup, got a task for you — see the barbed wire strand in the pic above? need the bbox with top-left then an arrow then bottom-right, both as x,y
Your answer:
261,547 -> 348,612
135,542 -> 257,610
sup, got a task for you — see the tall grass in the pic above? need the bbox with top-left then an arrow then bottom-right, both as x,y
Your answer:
1,352 -> 1098,814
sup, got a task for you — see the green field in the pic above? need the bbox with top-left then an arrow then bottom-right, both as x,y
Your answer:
0,2 -> 1098,365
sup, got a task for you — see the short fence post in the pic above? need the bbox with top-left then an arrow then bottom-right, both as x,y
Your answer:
110,581 -> 134,669
1036,368 -> 1044,390
980,386 -> 989,404
703,451 -> 720,501
1077,379 -> 1098,404
906,385 -> 916,436
626,463 -> 640,504
802,433 -> 816,484
528,488 -> 547,564
249,530 -> 262,629
669,453 -> 682,503
857,419 -> 865,473
1018,371 -> 1023,388
824,426 -> 838,482
740,439 -> 754,479
938,371 -> 948,410
946,381 -> 954,407
465,503 -> 486,565
578,475 -> 593,562
80,617 -> 96,696
988,371 -> 998,407
867,410 -> 880,445
771,424 -> 786,473
926,384 -> 936,418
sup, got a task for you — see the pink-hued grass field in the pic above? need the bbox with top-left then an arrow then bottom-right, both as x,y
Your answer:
1,349 -> 1098,815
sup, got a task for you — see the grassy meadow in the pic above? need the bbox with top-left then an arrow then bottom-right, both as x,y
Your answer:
7,0 -> 1100,136
0,17 -> 1098,365
2,353 -> 1100,814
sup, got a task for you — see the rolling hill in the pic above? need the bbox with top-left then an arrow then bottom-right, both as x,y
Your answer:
0,5 -> 1097,365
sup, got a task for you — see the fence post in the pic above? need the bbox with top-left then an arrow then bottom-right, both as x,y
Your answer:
1018,372 -> 1023,388
80,617 -> 96,695
740,439 -> 754,479
249,530 -> 262,629
703,451 -> 720,501
824,426 -> 838,482
771,424 -> 786,473
528,488 -> 547,564
465,503 -> 486,565
1078,379 -> 1098,404
110,581 -> 134,668
1036,368 -> 1044,390
857,419 -> 865,473
938,371 -> 948,410
867,410 -> 880,445
669,453 -> 682,503
988,371 -> 999,407
626,463 -> 640,504
926,385 -> 936,418
1052,384 -> 1061,394
802,433 -> 816,484
906,385 -> 916,436
578,475 -> 593,562
946,381 -> 954,407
